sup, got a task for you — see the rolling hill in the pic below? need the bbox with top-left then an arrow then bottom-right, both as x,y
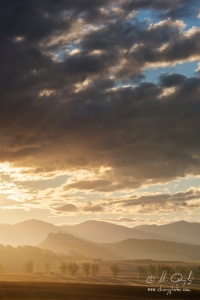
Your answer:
0,219 -> 199,247
39,232 -> 200,261
61,220 -> 169,243
134,220 -> 200,245
0,220 -> 60,246
39,232 -> 115,260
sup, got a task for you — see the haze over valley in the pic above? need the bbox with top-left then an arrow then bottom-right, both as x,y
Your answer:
0,219 -> 199,247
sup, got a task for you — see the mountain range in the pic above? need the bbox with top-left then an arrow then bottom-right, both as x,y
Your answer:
39,232 -> 200,261
0,219 -> 199,247
62,220 -> 200,245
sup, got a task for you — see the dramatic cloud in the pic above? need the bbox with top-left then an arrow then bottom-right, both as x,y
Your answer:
123,189 -> 200,207
0,0 -> 199,223
52,188 -> 200,216
123,0 -> 199,18
96,188 -> 200,214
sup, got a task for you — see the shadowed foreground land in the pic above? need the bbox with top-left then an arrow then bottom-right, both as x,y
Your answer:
0,282 -> 199,300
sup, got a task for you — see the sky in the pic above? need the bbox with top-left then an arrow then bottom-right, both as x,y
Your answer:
0,0 -> 200,226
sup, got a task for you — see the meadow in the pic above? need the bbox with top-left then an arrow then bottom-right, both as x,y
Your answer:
0,259 -> 199,300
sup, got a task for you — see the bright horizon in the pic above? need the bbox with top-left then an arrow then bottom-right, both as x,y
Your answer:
0,217 -> 199,228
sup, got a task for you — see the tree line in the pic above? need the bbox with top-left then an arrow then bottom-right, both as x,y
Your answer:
2,260 -> 200,279
137,264 -> 200,279
23,260 -> 122,278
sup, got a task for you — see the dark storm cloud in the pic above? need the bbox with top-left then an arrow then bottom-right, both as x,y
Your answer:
0,0 -> 114,33
128,23 -> 200,67
159,74 -> 187,87
81,21 -> 143,52
1,74 -> 200,188
62,52 -> 112,75
60,74 -> 200,189
0,0 -> 70,44
0,0 -> 200,191
80,18 -> 200,80
123,0 -> 198,18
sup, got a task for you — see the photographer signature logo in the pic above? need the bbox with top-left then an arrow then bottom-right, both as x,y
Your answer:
147,270 -> 193,286
146,270 -> 194,296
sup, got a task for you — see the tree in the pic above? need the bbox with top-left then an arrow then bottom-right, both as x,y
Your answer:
44,262 -> 51,274
157,264 -> 175,279
60,261 -> 68,275
68,262 -> 79,276
165,265 -> 175,277
137,266 -> 147,279
24,260 -> 34,274
110,264 -> 121,278
82,263 -> 90,277
149,265 -> 156,276
0,261 -> 3,274
179,267 -> 191,278
195,266 -> 200,278
157,264 -> 165,277
91,263 -> 100,277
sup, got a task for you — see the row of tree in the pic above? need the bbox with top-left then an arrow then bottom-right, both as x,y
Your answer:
60,262 -> 101,277
17,261 -> 200,279
24,261 -> 121,278
137,264 -> 200,278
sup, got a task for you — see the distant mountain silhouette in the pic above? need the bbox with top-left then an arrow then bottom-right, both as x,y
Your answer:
111,238 -> 200,261
0,220 -> 60,246
61,220 -> 167,243
62,220 -> 200,245
39,232 -> 200,261
0,219 -> 199,247
39,232 -> 115,260
134,221 -> 200,245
